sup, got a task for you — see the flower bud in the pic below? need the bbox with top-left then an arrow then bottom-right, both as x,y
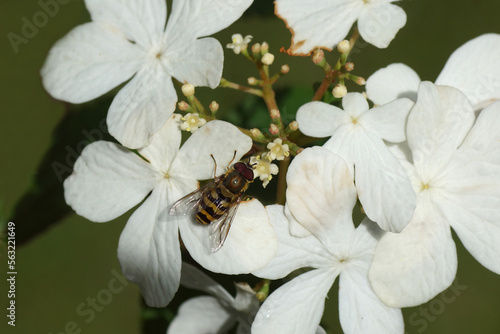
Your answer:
332,84 -> 347,98
289,120 -> 299,131
247,77 -> 258,85
251,43 -> 261,57
356,76 -> 366,85
260,41 -> 269,54
181,83 -> 195,97
209,101 -> 219,113
337,40 -> 350,53
261,53 -> 275,65
178,101 -> 189,111
269,123 -> 279,135
312,49 -> 324,64
345,62 -> 354,72
280,64 -> 290,74
250,128 -> 264,138
270,109 -> 280,120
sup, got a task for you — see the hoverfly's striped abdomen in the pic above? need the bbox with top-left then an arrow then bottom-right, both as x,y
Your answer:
196,186 -> 233,225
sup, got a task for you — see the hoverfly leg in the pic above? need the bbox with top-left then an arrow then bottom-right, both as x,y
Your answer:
210,154 -> 218,178
226,150 -> 238,170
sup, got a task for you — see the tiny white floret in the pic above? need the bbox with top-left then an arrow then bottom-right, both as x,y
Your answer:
227,33 -> 253,54
266,138 -> 290,161
180,113 -> 206,133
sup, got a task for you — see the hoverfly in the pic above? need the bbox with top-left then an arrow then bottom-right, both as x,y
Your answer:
169,153 -> 254,252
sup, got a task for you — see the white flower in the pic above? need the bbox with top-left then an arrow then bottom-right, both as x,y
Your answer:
369,82 -> 500,308
41,0 -> 253,149
275,0 -> 406,55
180,113 -> 206,133
366,34 -> 500,109
252,147 -> 404,334
226,33 -> 253,54
250,155 -> 279,188
266,138 -> 290,161
296,93 -> 416,232
167,263 -> 260,334
64,117 -> 277,307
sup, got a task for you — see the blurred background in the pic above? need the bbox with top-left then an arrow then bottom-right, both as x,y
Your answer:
1,0 -> 500,333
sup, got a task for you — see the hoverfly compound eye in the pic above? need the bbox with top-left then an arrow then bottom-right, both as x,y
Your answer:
234,162 -> 254,181
242,168 -> 254,181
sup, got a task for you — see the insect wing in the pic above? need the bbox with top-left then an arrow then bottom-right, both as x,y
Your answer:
169,179 -> 219,216
208,195 -> 243,253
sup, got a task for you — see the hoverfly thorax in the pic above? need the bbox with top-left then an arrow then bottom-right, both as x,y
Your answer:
224,162 -> 254,193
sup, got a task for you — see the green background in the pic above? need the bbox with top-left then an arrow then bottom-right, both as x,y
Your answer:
1,0 -> 500,333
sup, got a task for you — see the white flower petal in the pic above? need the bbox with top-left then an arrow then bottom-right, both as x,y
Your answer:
162,37 -> 223,89
180,262 -> 234,305
286,147 -> 357,248
350,217 -> 385,256
358,3 -> 406,48
337,219 -> 402,334
407,82 -> 475,180
439,191 -> 500,274
138,115 -> 182,173
366,63 -> 421,105
387,142 -> 413,165
275,0 -> 362,55
369,202 -> 458,307
436,34 -> 500,107
41,23 -> 144,103
296,101 -> 350,138
252,268 -> 337,334
233,282 -> 260,314
316,326 -> 327,334
166,0 -> 253,40
167,296 -> 235,334
359,98 -> 413,143
339,266 -> 403,334
171,120 -> 252,180
326,129 -> 416,232
253,205 -> 332,280
86,0 -> 166,49
107,64 -> 176,149
285,203 -> 312,237
63,141 -> 161,222
117,181 -> 181,307
179,200 -> 277,274
452,102 -> 500,171
342,92 -> 370,119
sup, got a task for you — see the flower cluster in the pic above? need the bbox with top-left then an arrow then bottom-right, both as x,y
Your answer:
41,0 -> 500,333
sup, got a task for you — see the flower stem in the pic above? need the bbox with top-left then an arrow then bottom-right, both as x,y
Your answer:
256,61 -> 285,133
219,78 -> 264,97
